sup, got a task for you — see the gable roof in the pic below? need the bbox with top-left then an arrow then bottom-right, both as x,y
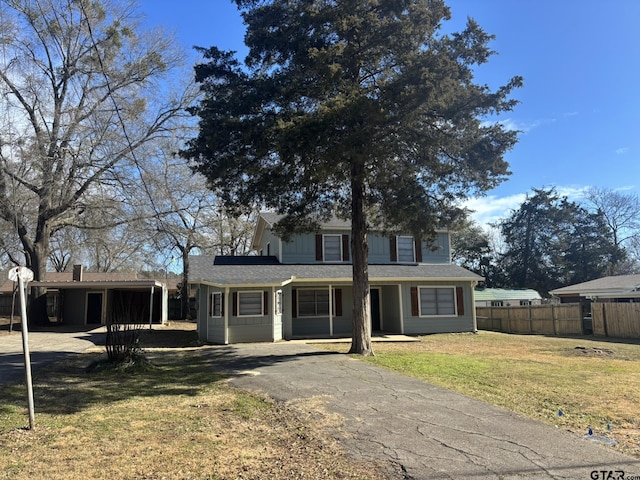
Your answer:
474,288 -> 541,302
550,274 -> 640,298
190,255 -> 481,287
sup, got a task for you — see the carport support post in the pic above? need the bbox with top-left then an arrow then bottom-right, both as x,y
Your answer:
148,286 -> 155,330
18,274 -> 35,429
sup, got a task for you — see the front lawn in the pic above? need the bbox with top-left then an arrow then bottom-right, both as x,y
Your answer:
0,325 -> 388,480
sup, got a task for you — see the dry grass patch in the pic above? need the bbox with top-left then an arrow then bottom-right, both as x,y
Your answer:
0,329 -> 388,480
318,331 -> 640,458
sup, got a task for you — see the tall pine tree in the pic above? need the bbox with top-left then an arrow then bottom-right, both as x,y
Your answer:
183,0 -> 522,355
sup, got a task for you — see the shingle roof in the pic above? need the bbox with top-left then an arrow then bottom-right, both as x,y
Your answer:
474,288 -> 541,302
550,274 -> 640,296
260,212 -> 351,229
190,255 -> 481,286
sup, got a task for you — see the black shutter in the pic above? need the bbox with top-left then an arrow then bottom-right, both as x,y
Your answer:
342,234 -> 350,261
411,287 -> 419,316
315,235 -> 323,261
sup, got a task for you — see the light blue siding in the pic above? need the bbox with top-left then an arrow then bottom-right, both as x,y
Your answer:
280,230 -> 450,265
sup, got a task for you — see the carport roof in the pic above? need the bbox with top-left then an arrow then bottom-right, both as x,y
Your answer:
190,255 -> 482,287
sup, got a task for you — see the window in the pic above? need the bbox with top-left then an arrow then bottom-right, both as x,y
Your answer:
491,301 -> 504,307
292,289 -> 343,318
275,290 -> 283,315
419,287 -> 456,316
298,289 -> 330,317
316,234 -> 349,261
520,300 -> 532,306
323,235 -> 342,262
238,291 -> 263,316
397,236 -> 415,262
209,292 -> 222,317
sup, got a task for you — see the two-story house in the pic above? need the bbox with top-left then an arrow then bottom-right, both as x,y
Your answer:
189,212 -> 482,344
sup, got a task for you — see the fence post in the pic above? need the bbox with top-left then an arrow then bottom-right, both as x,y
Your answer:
602,304 -> 609,338
552,304 -> 557,336
529,304 -> 533,333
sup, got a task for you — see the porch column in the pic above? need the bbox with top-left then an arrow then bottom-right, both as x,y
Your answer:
398,284 -> 404,334
329,285 -> 333,337
471,281 -> 478,333
224,287 -> 230,345
148,286 -> 155,330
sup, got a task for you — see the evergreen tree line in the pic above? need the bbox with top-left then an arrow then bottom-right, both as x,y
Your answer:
452,187 -> 640,296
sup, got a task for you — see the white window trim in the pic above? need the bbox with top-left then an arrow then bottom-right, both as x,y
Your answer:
297,287 -> 331,318
397,235 -> 416,263
275,290 -> 283,315
238,290 -> 264,317
210,292 -> 222,318
418,286 -> 458,317
323,234 -> 343,262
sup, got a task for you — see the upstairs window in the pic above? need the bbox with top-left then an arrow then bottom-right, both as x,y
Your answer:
316,234 -> 350,262
390,236 -> 422,262
397,236 -> 415,262
323,235 -> 342,262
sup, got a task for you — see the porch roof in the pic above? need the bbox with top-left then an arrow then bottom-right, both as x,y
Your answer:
190,255 -> 482,288
30,279 -> 164,290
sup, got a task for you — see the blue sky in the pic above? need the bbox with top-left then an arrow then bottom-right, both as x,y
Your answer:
139,0 -> 640,226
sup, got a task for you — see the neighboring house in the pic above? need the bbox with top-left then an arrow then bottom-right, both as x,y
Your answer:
474,288 -> 542,307
189,213 -> 483,344
19,265 -> 169,326
550,274 -> 640,303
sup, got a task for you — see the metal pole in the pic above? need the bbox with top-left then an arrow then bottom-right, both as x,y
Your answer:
18,273 -> 35,429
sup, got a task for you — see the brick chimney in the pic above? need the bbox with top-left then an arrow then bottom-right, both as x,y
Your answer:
72,264 -> 83,282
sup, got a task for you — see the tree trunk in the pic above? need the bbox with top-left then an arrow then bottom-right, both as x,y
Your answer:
349,160 -> 373,356
26,221 -> 51,326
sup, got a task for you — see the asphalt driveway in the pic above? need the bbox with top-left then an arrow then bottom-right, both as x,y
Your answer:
204,342 -> 640,480
0,327 -> 105,385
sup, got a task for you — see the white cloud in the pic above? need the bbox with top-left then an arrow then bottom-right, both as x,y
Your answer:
481,117 -> 554,134
462,193 -> 527,228
615,147 -> 629,155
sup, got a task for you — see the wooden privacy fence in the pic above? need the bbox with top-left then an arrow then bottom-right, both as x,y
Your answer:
591,303 -> 640,339
476,304 -> 583,335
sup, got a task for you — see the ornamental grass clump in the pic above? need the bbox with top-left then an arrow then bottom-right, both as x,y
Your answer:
105,295 -> 144,365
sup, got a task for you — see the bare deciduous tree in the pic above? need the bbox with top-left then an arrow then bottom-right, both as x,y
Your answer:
0,0 -> 192,322
583,187 -> 640,273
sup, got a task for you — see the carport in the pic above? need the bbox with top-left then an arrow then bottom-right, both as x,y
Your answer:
31,278 -> 168,327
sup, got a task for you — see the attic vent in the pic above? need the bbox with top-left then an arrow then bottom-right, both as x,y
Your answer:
72,264 -> 83,282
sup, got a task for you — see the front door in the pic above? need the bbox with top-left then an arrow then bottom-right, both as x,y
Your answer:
86,292 -> 103,324
370,288 -> 381,331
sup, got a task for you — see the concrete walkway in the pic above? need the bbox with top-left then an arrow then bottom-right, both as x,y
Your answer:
204,342 -> 640,480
